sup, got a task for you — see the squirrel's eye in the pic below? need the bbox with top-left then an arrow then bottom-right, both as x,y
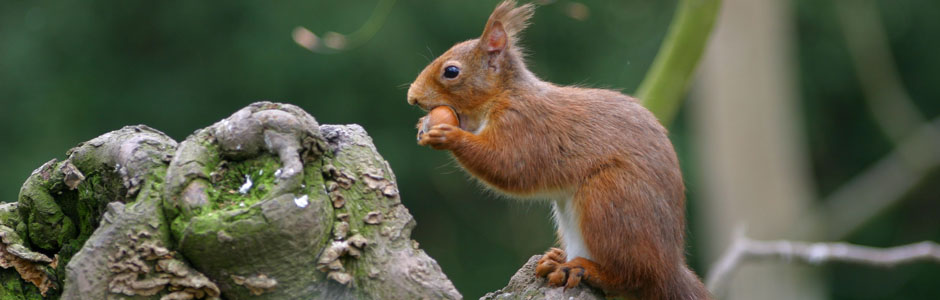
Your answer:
443,66 -> 460,79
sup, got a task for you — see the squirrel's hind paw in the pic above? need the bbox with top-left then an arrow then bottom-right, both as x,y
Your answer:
537,251 -> 597,291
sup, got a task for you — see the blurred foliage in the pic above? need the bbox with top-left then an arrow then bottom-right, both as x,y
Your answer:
0,0 -> 937,298
795,0 -> 940,298
637,0 -> 720,126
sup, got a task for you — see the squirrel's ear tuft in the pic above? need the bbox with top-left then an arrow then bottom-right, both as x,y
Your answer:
481,1 -> 535,50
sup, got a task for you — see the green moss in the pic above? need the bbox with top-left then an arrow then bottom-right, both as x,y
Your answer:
208,155 -> 281,210
174,175 -> 305,243
186,207 -> 266,237
45,168 -> 122,255
169,213 -> 188,240
0,206 -> 21,230
48,172 -> 118,290
53,218 -> 76,254
25,207 -> 74,252
55,236 -> 84,273
198,139 -> 224,182
20,181 -> 74,252
0,269 -> 42,300
303,160 -> 333,251
171,153 -> 287,239
74,174 -> 107,238
145,168 -> 170,228
13,223 -> 26,245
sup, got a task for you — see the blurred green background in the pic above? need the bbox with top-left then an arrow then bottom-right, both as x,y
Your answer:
0,0 -> 937,299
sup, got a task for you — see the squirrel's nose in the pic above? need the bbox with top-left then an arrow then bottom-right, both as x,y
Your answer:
406,87 -> 418,106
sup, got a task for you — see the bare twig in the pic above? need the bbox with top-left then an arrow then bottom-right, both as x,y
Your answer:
706,228 -> 940,296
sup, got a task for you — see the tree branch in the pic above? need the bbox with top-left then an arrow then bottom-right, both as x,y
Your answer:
706,228 -> 940,296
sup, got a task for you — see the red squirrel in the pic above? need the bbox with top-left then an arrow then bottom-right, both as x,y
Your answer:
408,1 -> 710,298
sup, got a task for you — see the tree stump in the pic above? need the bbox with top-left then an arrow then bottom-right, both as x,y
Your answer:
1,102 -> 460,300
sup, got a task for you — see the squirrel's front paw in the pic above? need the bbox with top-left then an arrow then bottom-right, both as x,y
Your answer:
536,249 -> 593,290
418,124 -> 463,150
535,248 -> 567,278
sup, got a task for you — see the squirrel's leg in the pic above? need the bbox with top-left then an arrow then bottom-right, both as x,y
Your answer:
568,167 -> 685,297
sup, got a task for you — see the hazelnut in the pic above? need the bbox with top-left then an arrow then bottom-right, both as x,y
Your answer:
419,106 -> 459,137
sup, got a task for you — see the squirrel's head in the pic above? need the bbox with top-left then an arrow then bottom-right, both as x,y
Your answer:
407,1 -> 535,128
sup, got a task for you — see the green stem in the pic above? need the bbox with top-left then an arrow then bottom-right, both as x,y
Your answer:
636,0 -> 722,127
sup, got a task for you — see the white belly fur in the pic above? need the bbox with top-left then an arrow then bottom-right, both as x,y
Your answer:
552,197 -> 592,261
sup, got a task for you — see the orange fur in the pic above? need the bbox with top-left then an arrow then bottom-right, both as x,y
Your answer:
409,1 -> 709,298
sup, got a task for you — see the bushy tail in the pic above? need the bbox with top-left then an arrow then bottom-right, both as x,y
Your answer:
661,265 -> 711,300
